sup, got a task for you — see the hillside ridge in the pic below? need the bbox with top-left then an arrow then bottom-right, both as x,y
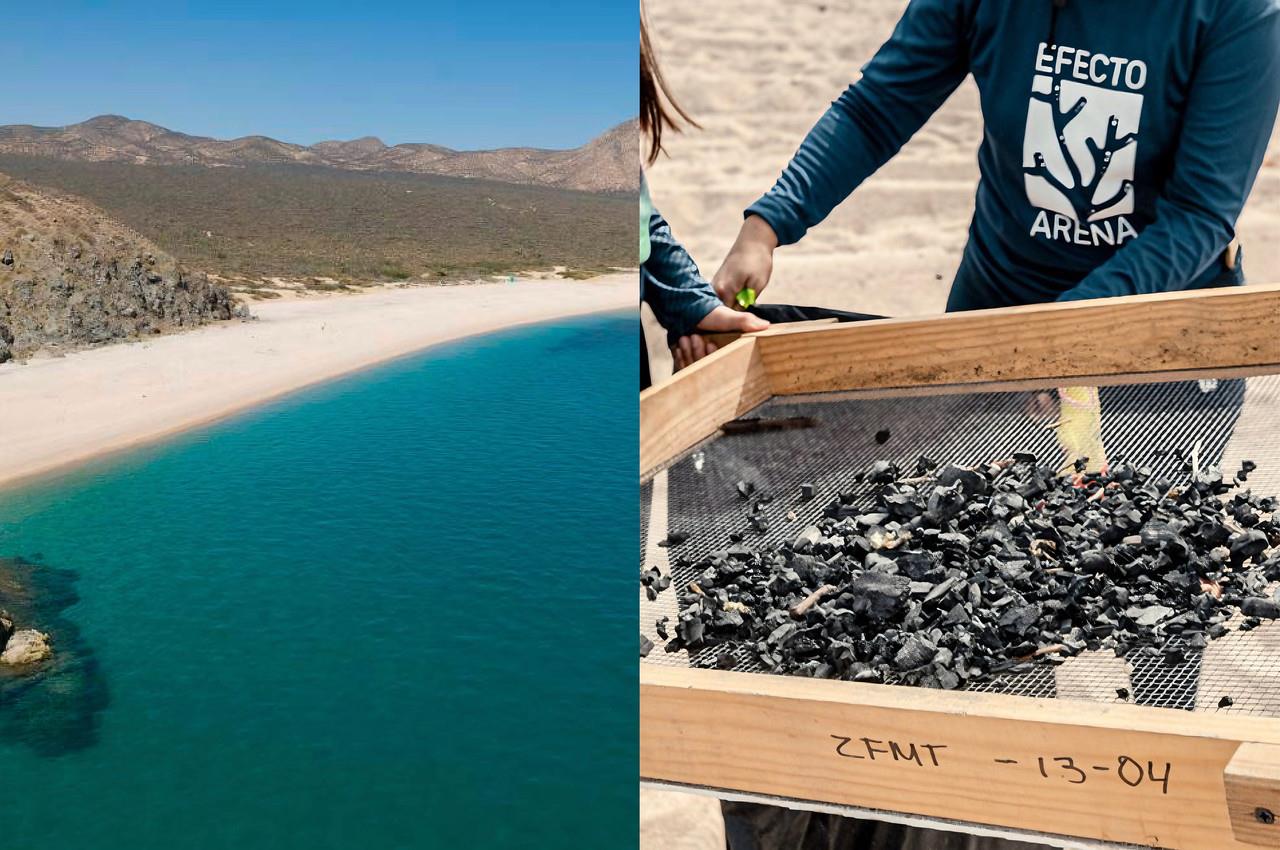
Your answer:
0,116 -> 638,193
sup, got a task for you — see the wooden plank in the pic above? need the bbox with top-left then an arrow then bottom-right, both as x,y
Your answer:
756,284 -> 1280,396
773,364 -> 1277,404
640,469 -> 686,666
640,336 -> 771,477
641,665 -> 1280,850
1225,743 -> 1280,846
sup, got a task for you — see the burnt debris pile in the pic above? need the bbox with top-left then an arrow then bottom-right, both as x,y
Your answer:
644,454 -> 1280,690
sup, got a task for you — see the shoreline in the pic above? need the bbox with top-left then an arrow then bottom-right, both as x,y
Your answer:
0,274 -> 633,493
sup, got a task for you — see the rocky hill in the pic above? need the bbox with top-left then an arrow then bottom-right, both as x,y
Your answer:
0,115 -> 638,193
0,173 -> 244,362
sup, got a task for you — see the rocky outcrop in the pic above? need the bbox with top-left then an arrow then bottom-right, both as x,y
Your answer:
0,628 -> 51,666
0,173 -> 247,362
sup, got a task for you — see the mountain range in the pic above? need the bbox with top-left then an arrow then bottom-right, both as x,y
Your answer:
0,115 -> 637,193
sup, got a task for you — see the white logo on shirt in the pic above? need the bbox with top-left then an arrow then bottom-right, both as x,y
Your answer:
1023,43 -> 1145,246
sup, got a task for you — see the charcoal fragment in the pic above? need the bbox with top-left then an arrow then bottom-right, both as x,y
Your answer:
926,482 -> 967,524
655,617 -> 669,640
736,480 -> 755,500
722,416 -> 816,435
641,634 -> 654,658
874,429 -> 891,445
893,635 -> 937,671
936,463 -> 988,496
1131,605 -> 1174,627
792,526 -> 822,552
848,572 -> 910,621
1241,598 -> 1280,620
1230,529 -> 1268,563
799,482 -> 815,501
767,622 -> 798,648
923,576 -> 960,605
659,531 -> 690,547
867,461 -> 898,484
998,603 -> 1041,637
1116,687 -> 1130,700
1218,696 -> 1234,709
677,613 -> 705,647
915,456 -> 938,475
1075,551 -> 1111,575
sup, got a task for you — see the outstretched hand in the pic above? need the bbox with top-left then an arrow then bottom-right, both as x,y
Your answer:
671,307 -> 770,372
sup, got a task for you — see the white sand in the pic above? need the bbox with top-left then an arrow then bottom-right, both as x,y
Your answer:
641,0 -> 1280,842
0,275 -> 632,491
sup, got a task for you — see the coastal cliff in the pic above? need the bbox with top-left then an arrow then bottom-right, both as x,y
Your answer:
0,172 -> 245,363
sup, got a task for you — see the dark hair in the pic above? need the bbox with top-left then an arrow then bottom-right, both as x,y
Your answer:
640,11 -> 699,166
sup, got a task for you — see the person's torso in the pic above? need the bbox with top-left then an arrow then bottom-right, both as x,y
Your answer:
963,0 -> 1222,301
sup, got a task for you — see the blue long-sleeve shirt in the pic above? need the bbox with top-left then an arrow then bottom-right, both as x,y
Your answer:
641,174 -> 721,336
747,0 -> 1280,310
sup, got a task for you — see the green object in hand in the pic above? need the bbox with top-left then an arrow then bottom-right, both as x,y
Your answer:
735,287 -> 757,309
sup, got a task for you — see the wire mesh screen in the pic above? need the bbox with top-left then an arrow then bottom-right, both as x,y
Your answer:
642,373 -> 1280,715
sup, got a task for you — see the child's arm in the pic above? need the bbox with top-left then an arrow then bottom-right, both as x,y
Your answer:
643,208 -> 724,338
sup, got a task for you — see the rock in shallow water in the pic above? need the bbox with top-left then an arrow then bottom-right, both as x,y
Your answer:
1,556 -> 110,755
1,629 -> 51,665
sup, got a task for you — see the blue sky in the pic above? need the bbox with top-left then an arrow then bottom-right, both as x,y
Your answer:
6,1 -> 636,150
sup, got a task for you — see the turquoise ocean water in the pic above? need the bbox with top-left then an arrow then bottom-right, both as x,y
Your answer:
0,312 -> 637,849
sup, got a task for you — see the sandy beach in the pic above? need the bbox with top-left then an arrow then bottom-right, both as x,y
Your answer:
642,0 -> 1280,843
0,275 -> 631,491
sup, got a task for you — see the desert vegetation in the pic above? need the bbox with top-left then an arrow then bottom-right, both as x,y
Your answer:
0,156 -> 634,284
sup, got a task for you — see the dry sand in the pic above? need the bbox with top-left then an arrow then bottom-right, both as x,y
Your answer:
0,275 -> 631,491
641,0 -> 1280,843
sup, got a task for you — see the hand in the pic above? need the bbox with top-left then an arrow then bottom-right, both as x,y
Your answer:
671,307 -> 771,372
711,215 -> 778,308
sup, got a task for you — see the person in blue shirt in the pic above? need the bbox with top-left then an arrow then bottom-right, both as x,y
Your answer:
712,0 -> 1280,313
640,17 -> 769,388
706,2 -> 1279,848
